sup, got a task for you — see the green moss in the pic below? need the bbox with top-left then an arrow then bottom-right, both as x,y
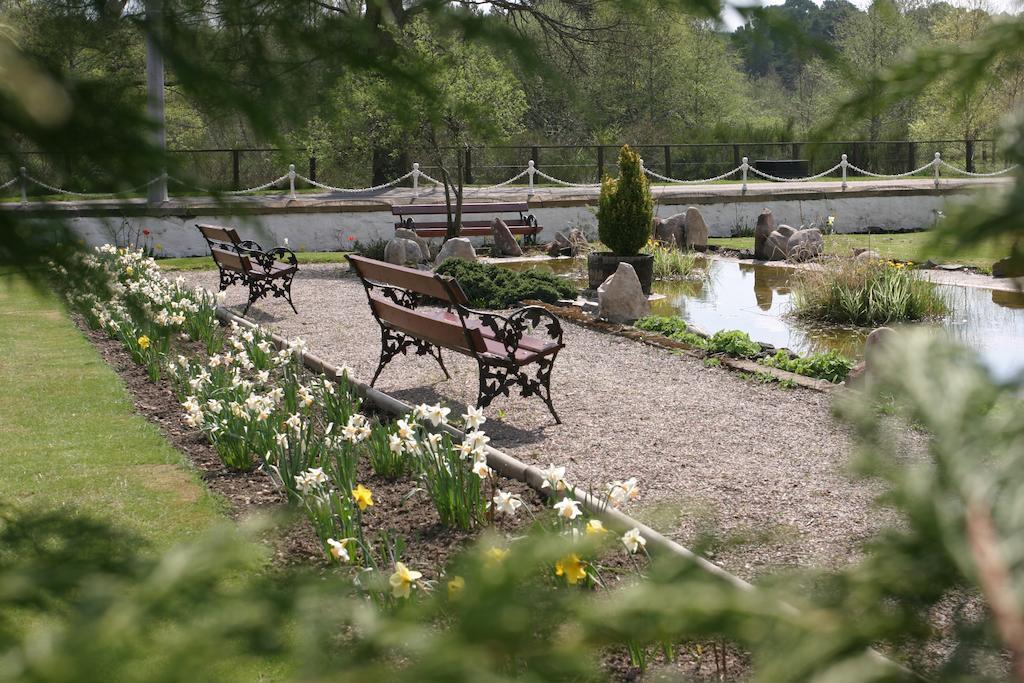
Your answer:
436,258 -> 577,309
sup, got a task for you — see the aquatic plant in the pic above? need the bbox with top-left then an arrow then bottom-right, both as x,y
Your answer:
760,349 -> 855,383
792,260 -> 947,326
643,241 -> 701,279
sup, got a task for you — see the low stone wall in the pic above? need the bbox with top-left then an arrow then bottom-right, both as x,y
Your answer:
9,181 -> 990,257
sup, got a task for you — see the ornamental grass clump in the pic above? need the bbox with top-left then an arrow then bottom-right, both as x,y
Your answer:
597,145 -> 653,257
792,259 -> 948,326
643,241 -> 701,279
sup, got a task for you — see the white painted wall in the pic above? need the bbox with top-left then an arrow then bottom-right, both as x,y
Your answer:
52,191 -> 971,257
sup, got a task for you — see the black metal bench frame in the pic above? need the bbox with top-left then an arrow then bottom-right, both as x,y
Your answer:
196,224 -> 299,316
347,255 -> 564,423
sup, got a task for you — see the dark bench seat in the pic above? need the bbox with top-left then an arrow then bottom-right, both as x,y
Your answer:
392,202 -> 543,244
348,254 -> 563,423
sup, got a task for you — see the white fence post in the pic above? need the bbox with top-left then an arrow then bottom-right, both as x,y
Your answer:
19,167 -> 27,204
412,162 -> 420,199
288,164 -> 296,199
841,154 -> 848,191
527,160 -> 535,198
933,152 -> 941,189
741,157 -> 749,194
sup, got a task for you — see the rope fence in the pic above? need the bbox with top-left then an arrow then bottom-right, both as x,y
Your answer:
6,152 -> 1017,204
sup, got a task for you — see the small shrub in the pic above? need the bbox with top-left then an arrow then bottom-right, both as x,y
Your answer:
792,260 -> 947,326
643,241 -> 701,279
760,349 -> 854,383
707,330 -> 761,357
634,315 -> 708,348
436,259 -> 577,309
597,145 -> 653,257
703,357 -> 722,368
353,238 -> 388,261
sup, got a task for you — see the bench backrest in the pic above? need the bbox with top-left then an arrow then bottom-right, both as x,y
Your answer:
369,296 -> 485,354
391,202 -> 529,217
211,247 -> 252,273
347,255 -> 468,306
197,224 -> 242,246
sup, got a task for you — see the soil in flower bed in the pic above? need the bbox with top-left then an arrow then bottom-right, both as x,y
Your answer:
73,313 -> 547,577
74,313 -> 751,681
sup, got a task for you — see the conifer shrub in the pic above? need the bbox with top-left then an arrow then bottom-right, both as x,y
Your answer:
597,145 -> 653,257
436,259 -> 577,309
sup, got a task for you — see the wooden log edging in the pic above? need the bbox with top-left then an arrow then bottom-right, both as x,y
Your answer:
215,305 -> 750,590
215,305 -> 908,677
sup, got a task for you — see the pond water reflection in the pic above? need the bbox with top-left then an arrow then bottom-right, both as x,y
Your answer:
498,256 -> 1024,380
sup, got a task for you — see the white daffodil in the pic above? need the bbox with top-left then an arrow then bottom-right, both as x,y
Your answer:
464,430 -> 490,454
622,528 -> 646,554
285,413 -> 303,433
425,433 -> 443,453
553,497 -> 582,520
492,490 -> 522,516
327,538 -> 350,563
396,419 -> 415,441
412,404 -> 431,421
388,434 -> 404,455
425,404 -> 450,427
389,562 -> 422,599
472,459 -> 494,480
539,464 -> 567,491
462,406 -> 486,430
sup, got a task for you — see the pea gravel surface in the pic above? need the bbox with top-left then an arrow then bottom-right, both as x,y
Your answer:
180,263 -> 923,580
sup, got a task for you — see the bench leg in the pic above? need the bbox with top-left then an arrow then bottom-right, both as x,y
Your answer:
431,347 -> 451,380
372,328 -> 450,386
476,357 -> 561,424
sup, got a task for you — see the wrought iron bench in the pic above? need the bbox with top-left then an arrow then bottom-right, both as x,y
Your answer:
196,224 -> 298,316
347,254 -> 564,423
392,202 -> 543,244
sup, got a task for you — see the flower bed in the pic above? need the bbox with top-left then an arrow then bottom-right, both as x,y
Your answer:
54,245 -> 660,612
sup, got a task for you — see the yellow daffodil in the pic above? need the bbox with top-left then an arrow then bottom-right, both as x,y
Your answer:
585,519 -> 608,535
447,575 -> 465,600
484,547 -> 509,563
352,484 -> 374,511
137,335 -> 150,350
555,554 -> 587,585
389,562 -> 422,599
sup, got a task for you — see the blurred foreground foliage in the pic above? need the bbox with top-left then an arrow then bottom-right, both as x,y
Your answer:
2,332 -> 1024,681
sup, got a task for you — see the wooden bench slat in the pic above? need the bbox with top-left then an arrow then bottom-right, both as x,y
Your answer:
197,224 -> 241,244
211,247 -> 251,272
348,254 -> 465,304
370,297 -> 485,355
395,219 -> 533,229
391,202 -> 529,216
405,227 -> 540,239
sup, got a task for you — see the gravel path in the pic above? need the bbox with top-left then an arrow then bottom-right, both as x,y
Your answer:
181,264 -> 916,579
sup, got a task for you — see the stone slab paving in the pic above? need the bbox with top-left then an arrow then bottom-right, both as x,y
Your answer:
181,264 -> 926,579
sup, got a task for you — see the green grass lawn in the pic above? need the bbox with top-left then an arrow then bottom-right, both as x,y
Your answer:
709,231 -> 1011,271
0,273 -> 229,547
158,250 -> 352,271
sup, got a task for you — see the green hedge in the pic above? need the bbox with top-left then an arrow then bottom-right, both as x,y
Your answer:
436,259 -> 577,309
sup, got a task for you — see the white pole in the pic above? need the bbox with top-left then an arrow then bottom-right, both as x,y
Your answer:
527,160 -> 535,198
741,157 -> 749,194
933,152 -> 941,189
841,154 -> 848,191
288,164 -> 296,199
144,0 -> 168,204
412,162 -> 420,199
19,167 -> 27,204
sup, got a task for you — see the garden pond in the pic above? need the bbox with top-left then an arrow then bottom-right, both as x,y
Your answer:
500,256 -> 1024,380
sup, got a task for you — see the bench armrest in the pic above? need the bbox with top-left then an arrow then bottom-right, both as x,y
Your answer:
239,245 -> 297,272
461,305 -> 563,356
237,239 -> 265,254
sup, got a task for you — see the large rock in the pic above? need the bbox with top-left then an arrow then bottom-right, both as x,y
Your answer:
384,237 -> 424,266
434,237 -> 476,266
855,249 -> 881,261
764,230 -> 790,261
992,256 -> 1024,279
597,262 -> 650,324
656,213 -> 686,248
683,206 -> 709,249
490,218 -> 523,258
776,224 -> 797,238
849,326 -> 896,385
567,228 -> 588,256
786,228 -> 823,262
753,209 -> 775,260
394,228 -> 430,263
